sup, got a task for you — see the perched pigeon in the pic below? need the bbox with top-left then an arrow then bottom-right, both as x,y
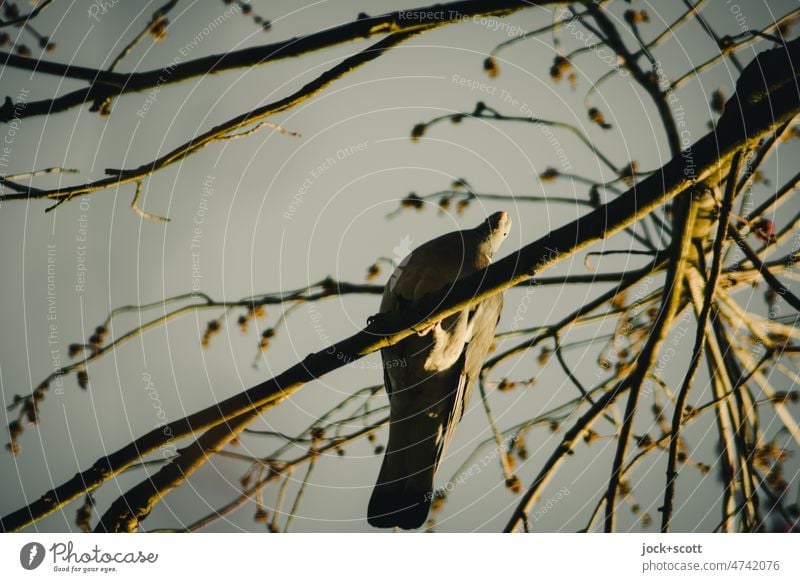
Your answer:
368,211 -> 511,529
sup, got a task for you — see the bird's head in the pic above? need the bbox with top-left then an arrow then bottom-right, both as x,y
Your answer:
474,210 -> 511,257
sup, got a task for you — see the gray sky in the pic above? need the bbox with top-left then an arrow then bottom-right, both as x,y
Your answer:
1,0 -> 798,532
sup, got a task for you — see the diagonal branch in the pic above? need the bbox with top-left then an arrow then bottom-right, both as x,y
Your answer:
0,0 -> 555,122
0,32 -> 416,206
0,0 -> 53,28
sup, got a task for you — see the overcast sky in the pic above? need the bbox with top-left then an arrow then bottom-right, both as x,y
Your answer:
1,0 -> 798,532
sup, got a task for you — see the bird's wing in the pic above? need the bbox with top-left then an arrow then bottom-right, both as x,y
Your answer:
381,231 -> 469,311
462,293 -> 504,400
434,292 -> 504,472
378,290 -> 413,400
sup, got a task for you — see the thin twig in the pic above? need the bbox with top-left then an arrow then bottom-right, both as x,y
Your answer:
130,180 -> 170,222
731,230 -> 800,311
0,0 -> 53,27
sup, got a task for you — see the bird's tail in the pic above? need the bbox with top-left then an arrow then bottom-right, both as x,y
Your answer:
367,416 -> 439,530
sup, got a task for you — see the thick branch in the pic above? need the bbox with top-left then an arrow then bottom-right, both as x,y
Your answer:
0,0 -> 557,122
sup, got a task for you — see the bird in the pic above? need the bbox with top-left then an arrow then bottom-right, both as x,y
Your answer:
367,210 -> 511,529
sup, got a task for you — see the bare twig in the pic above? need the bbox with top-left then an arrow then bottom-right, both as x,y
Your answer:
730,230 -> 800,312
0,0 -> 53,28
130,180 -> 170,222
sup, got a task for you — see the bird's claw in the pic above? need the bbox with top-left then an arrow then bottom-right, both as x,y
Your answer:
416,320 -> 441,336
367,312 -> 385,327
